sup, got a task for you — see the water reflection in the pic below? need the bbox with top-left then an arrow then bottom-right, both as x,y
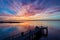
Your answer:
0,21 -> 60,40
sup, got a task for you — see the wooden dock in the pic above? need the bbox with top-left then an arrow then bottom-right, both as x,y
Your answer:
4,26 -> 48,40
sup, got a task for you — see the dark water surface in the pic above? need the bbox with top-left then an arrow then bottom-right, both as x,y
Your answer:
0,21 -> 60,40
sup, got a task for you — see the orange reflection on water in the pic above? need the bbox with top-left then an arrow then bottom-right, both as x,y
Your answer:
19,21 -> 31,27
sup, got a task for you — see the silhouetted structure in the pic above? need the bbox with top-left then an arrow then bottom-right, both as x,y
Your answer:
4,26 -> 48,40
0,21 -> 22,23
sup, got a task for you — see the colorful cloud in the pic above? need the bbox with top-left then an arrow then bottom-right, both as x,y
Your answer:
0,0 -> 60,20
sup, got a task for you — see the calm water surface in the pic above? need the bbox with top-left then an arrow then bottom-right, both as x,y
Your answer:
0,21 -> 60,40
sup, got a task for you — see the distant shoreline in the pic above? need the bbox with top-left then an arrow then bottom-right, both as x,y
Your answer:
0,21 -> 22,23
19,20 -> 60,21
0,20 -> 60,23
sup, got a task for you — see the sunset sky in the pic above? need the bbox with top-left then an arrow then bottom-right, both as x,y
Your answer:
0,0 -> 60,39
0,0 -> 60,21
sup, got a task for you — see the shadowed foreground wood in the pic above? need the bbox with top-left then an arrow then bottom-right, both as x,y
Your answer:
4,26 -> 48,40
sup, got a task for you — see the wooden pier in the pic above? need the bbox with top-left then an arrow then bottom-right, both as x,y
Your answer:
4,26 -> 48,40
